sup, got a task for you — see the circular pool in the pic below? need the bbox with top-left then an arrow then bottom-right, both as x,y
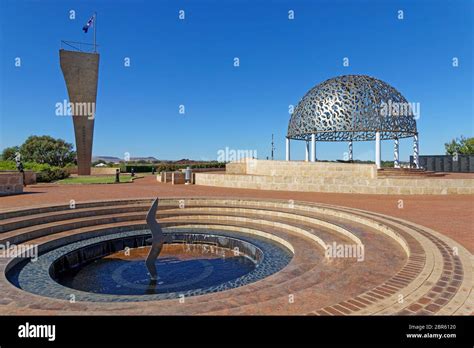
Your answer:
7,229 -> 293,302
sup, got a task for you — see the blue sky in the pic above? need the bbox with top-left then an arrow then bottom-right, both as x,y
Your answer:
0,0 -> 472,161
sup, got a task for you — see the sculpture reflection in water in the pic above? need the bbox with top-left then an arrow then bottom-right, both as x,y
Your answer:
145,197 -> 165,280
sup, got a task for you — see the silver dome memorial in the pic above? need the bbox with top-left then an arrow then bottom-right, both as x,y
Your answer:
286,75 -> 419,168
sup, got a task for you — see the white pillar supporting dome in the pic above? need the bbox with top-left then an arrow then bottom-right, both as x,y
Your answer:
394,138 -> 400,168
413,133 -> 419,168
375,131 -> 381,169
349,140 -> 353,161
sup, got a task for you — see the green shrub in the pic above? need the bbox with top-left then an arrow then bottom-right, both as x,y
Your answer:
0,160 -> 16,170
0,160 -> 70,182
35,167 -> 70,182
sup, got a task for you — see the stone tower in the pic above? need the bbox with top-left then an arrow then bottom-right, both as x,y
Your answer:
59,49 -> 100,175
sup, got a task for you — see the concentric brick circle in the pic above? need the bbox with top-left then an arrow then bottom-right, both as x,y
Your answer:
11,229 -> 293,301
0,197 -> 472,315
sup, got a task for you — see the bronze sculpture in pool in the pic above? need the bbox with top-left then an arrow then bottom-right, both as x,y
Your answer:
145,197 -> 165,280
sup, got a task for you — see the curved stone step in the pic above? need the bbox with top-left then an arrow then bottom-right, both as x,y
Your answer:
1,203 -> 369,253
0,198 -> 155,220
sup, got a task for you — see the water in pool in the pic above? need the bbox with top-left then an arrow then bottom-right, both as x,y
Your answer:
58,243 -> 256,295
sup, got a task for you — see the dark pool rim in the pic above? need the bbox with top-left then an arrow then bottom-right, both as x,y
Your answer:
8,228 -> 294,302
50,232 -> 264,295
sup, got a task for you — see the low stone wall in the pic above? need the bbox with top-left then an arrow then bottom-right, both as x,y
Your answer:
23,171 -> 37,185
179,167 -> 225,173
0,172 -> 23,195
66,167 -> 78,175
228,159 -> 376,178
195,160 -> 474,195
67,167 -> 119,175
0,171 -> 36,186
195,172 -> 474,194
226,162 -> 247,174
91,167 -> 119,175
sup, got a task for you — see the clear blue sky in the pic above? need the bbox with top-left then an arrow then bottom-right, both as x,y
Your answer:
1,0 -> 472,161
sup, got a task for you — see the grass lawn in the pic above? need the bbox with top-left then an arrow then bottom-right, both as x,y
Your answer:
57,174 -> 139,184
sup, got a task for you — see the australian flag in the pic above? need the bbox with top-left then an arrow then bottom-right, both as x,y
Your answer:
82,15 -> 94,33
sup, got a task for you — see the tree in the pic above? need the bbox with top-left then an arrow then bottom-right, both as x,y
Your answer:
19,135 -> 76,167
445,136 -> 474,155
1,146 -> 20,161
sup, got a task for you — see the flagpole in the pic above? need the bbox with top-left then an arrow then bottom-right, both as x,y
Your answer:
93,12 -> 97,53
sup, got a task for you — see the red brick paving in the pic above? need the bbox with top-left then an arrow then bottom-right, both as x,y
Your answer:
1,175 -> 473,252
